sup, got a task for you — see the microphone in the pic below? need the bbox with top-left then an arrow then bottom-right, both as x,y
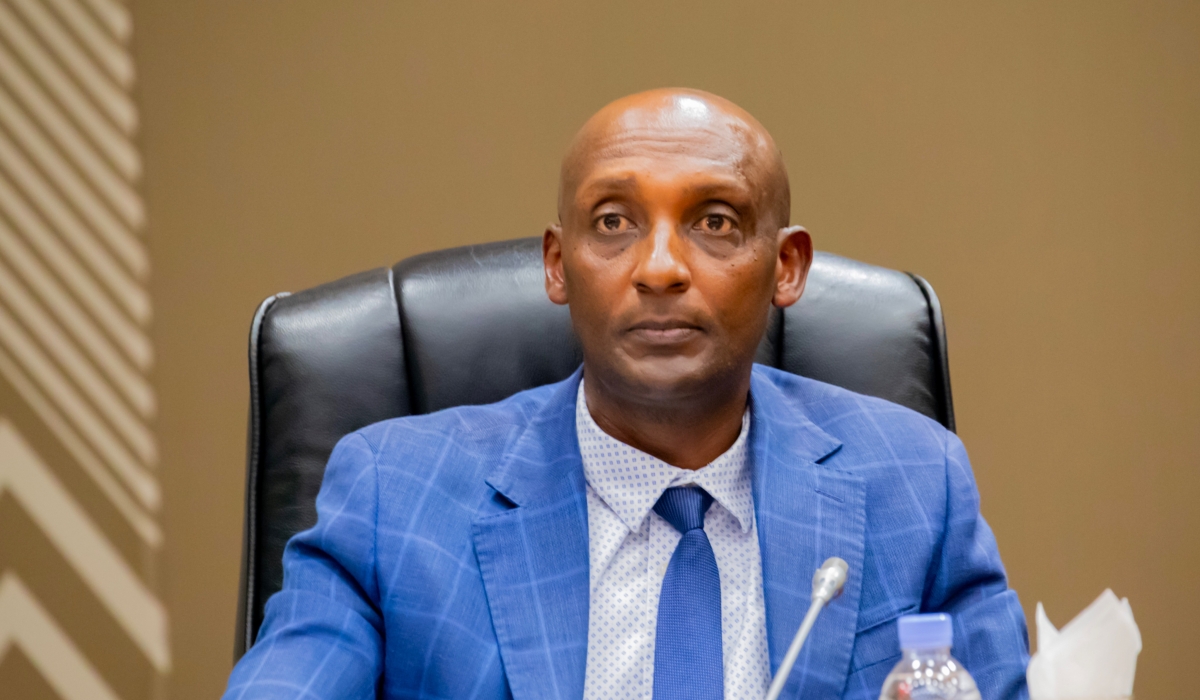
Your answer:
764,557 -> 849,700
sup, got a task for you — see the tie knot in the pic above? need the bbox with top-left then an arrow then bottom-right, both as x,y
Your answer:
653,487 -> 714,534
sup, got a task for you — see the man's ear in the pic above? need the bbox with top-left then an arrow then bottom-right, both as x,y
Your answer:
773,225 -> 813,308
544,224 -> 569,306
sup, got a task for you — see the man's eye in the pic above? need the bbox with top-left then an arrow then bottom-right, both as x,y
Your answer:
597,214 -> 632,233
700,215 -> 732,233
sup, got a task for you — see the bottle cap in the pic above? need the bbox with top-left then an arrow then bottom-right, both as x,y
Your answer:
898,613 -> 953,650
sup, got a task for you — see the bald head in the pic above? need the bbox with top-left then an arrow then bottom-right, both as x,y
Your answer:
559,88 -> 791,231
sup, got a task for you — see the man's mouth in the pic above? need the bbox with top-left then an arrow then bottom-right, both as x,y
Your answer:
626,319 -> 704,344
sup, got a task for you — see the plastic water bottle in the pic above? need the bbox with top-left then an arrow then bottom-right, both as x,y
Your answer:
878,613 -> 981,700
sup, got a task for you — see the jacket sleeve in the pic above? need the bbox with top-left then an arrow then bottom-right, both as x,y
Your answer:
222,432 -> 383,700
926,432 -> 1030,700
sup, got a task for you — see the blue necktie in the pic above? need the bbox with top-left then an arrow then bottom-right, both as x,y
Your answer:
653,486 -> 723,700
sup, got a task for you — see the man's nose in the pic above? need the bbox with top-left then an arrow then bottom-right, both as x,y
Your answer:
631,218 -> 691,295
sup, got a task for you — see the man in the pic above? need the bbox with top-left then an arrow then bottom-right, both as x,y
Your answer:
223,89 -> 1029,700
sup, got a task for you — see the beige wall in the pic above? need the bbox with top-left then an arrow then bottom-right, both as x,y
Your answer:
0,0 -> 165,698
135,1 -> 1200,699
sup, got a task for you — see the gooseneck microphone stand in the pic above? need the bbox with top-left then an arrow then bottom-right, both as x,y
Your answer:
763,557 -> 850,700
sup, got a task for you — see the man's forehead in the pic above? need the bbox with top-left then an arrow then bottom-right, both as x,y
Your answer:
574,153 -> 753,202
568,111 -> 769,201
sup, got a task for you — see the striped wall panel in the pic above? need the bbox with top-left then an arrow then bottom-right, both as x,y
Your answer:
0,1 -> 168,698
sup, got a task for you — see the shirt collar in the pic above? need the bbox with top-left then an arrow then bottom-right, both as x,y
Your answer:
575,379 -> 754,534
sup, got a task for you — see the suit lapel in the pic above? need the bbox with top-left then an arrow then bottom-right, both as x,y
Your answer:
472,369 -> 590,700
751,368 -> 867,700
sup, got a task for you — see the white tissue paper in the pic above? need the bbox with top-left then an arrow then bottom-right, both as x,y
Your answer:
1026,589 -> 1141,699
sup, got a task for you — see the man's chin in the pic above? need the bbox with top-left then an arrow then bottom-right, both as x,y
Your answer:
611,355 -> 732,403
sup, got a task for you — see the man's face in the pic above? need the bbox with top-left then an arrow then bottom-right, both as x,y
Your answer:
545,96 -> 808,403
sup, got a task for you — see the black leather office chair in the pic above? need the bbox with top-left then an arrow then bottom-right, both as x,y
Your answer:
234,237 -> 955,658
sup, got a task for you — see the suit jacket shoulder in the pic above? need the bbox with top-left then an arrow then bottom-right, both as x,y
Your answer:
753,363 -> 951,458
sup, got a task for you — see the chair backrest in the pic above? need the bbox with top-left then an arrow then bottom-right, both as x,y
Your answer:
235,237 -> 955,657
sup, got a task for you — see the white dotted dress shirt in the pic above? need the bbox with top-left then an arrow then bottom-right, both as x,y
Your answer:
577,380 -> 771,700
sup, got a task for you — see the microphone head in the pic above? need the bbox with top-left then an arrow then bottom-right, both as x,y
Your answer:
811,557 -> 849,603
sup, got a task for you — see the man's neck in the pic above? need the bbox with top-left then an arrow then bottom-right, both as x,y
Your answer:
581,371 -> 750,470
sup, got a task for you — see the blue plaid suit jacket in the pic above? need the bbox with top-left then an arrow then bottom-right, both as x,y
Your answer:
224,365 -> 1030,700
